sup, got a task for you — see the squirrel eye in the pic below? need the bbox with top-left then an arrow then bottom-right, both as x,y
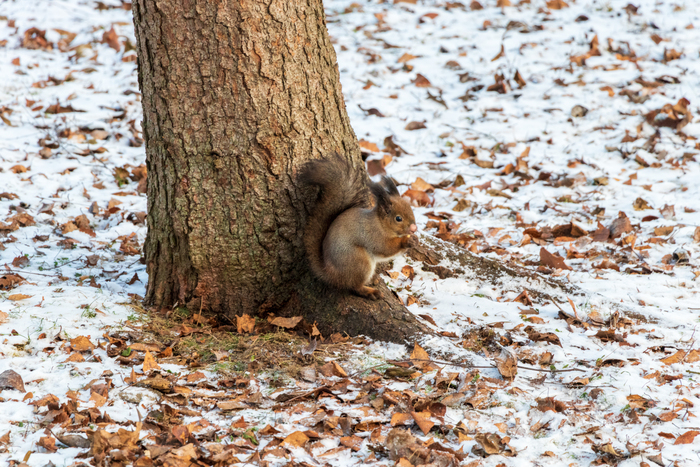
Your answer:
395,215 -> 403,222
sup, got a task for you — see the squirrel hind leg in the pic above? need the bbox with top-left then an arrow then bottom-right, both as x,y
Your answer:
355,285 -> 381,300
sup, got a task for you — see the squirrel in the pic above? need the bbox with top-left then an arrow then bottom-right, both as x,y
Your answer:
299,154 -> 418,300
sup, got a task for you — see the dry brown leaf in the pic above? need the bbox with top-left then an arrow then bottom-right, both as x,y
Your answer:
7,293 -> 32,301
129,342 -> 162,352
405,121 -> 426,131
331,361 -> 348,377
660,350 -> 698,365
546,0 -> 569,9
540,247 -> 572,270
401,265 -> 415,280
102,27 -> 121,51
491,44 -> 505,62
359,139 -> 380,153
0,274 -> 25,291
0,370 -> 25,392
474,432 -> 513,456
70,336 -> 95,352
410,343 -> 436,371
390,413 -> 413,426
318,361 -> 347,378
633,197 -> 652,210
397,53 -> 418,63
143,350 -> 161,372
495,348 -> 517,379
282,431 -> 309,448
413,74 -> 432,87
627,394 -> 655,410
89,391 -> 107,407
237,314 -> 255,333
38,435 -> 58,453
410,411 -> 434,435
402,189 -> 431,206
654,225 -> 675,236
340,435 -> 364,451
411,177 -> 434,192
674,430 -> 700,444
64,353 -> 85,363
270,316 -> 303,329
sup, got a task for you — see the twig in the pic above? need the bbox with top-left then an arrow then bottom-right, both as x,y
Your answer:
3,267 -> 62,277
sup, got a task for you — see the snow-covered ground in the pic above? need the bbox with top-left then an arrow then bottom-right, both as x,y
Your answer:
1,0 -> 699,465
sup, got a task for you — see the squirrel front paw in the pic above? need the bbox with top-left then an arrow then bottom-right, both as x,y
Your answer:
405,234 -> 420,249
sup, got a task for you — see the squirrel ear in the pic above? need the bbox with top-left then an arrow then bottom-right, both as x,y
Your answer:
380,176 -> 400,196
369,180 -> 392,214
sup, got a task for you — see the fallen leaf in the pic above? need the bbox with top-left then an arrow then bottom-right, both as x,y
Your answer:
412,74 -> 432,87
7,294 -> 32,301
633,197 -> 652,210
38,435 -> 58,452
674,430 -> 699,445
237,314 -> 255,333
410,411 -> 434,435
540,248 -> 572,270
546,0 -> 569,9
390,413 -> 413,426
270,316 -> 303,329
102,27 -> 121,51
281,431 -> 309,448
402,189 -> 431,206
411,177 -> 434,192
405,121 -> 426,131
359,139 -> 380,153
495,348 -> 517,378
410,343 -> 436,371
70,336 -> 95,352
0,370 -> 25,392
143,350 -> 161,372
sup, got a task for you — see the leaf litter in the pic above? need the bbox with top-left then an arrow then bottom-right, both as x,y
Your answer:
1,0 -> 700,466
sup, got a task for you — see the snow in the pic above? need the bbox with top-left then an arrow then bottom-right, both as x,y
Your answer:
0,0 -> 699,466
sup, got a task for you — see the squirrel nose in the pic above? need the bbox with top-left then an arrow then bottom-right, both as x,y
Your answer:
409,224 -> 417,233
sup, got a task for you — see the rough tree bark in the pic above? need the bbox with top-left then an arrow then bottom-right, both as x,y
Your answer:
132,0 -> 429,342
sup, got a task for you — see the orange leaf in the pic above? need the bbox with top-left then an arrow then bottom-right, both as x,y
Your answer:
390,412 -> 412,426
237,314 -> 255,333
270,316 -> 303,329
143,350 -> 161,372
102,27 -> 121,52
359,139 -> 380,153
540,248 -> 572,270
70,336 -> 95,352
90,391 -> 107,407
411,411 -> 434,435
674,430 -> 699,445
282,431 -> 309,448
7,293 -> 32,301
398,53 -> 418,63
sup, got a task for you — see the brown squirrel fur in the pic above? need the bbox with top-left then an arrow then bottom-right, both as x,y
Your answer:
299,154 -> 417,300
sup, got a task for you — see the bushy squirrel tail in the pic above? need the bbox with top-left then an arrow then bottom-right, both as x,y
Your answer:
299,153 -> 367,281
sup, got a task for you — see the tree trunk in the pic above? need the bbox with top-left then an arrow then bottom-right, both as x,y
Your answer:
132,0 -> 429,342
